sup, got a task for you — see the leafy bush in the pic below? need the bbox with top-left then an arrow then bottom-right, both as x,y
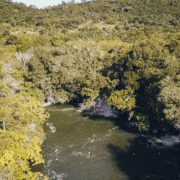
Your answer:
2,30 -> 10,37
105,18 -> 116,24
5,35 -> 17,45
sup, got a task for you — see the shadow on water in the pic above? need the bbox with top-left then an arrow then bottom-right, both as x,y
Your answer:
107,135 -> 180,180
75,98 -> 140,134
78,98 -> 180,136
81,107 -> 141,135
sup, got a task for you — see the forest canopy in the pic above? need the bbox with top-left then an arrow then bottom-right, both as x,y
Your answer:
0,0 -> 180,178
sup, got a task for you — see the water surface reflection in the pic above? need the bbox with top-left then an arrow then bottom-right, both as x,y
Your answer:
33,102 -> 180,180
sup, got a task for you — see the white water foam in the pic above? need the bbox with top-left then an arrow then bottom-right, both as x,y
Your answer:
149,135 -> 180,147
43,145 -> 68,179
44,159 -> 53,169
41,102 -> 52,107
71,150 -> 96,158
46,123 -> 56,133
76,103 -> 93,113
83,127 -> 119,147
45,169 -> 68,180
84,134 -> 102,145
59,108 -> 77,111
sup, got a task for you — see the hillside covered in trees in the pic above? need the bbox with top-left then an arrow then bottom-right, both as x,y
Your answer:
0,0 -> 180,178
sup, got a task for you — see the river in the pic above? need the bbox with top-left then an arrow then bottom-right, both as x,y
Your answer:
33,101 -> 180,180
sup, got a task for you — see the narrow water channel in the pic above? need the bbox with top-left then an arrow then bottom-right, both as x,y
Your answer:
34,102 -> 180,180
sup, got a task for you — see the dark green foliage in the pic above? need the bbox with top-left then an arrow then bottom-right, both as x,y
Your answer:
2,30 -> 10,37
5,35 -> 17,45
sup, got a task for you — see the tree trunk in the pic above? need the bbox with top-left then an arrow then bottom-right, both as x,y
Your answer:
3,120 -> 5,131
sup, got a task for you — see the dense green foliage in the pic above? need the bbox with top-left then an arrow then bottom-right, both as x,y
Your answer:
0,0 -> 180,178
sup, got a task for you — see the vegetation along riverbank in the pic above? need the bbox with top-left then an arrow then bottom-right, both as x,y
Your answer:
0,0 -> 180,178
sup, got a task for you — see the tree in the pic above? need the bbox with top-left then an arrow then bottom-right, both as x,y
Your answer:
61,1 -> 66,5
29,4 -> 38,9
15,48 -> 34,71
108,87 -> 136,112
158,76 -> 180,128
69,0 -> 75,4
81,0 -> 87,3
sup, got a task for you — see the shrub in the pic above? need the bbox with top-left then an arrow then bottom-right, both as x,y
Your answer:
105,18 -> 116,24
2,30 -> 10,37
5,35 -> 17,45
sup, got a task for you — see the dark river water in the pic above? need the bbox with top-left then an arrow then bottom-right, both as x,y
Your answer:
34,101 -> 180,180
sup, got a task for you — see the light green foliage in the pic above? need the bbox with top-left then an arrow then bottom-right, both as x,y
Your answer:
158,76 -> 180,126
99,40 -> 132,55
135,115 -> 150,132
22,43 -> 119,105
20,81 -> 45,103
15,35 -> 34,51
0,90 -> 48,179
105,18 -> 116,24
121,71 -> 140,90
132,37 -> 169,78
108,87 -> 136,111
0,92 -> 48,131
0,47 -> 48,179
0,131 -> 47,179
164,56 -> 180,78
